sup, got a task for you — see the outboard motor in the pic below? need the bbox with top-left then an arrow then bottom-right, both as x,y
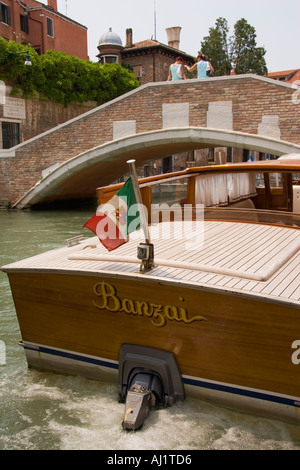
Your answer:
122,370 -> 163,431
118,344 -> 185,431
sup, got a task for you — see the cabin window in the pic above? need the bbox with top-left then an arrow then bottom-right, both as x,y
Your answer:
228,173 -> 257,202
152,177 -> 188,207
256,173 -> 265,188
195,174 -> 228,207
269,172 -> 283,188
293,173 -> 300,184
194,173 -> 257,207
0,2 -> 11,25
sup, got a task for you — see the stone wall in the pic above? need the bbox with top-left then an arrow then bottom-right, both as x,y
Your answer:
0,86 -> 96,145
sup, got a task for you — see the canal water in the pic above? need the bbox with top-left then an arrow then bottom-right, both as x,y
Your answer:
0,209 -> 299,451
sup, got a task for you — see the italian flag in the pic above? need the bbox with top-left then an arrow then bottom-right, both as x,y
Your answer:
83,177 -> 141,251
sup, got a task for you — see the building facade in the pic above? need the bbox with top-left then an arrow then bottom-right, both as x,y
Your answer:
97,27 -> 195,85
0,0 -> 90,150
268,69 -> 300,84
0,0 -> 88,59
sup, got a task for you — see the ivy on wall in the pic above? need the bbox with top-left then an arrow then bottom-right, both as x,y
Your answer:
0,39 -> 140,105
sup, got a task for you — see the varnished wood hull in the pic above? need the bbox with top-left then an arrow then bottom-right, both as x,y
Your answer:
7,269 -> 300,424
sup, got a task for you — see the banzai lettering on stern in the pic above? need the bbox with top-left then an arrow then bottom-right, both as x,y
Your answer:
93,281 -> 207,328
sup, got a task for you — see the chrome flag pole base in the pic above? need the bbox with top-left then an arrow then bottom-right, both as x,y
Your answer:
137,242 -> 155,272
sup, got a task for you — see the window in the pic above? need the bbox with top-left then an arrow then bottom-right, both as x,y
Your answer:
20,14 -> 29,34
152,177 -> 188,207
256,173 -> 265,188
2,122 -> 20,149
293,173 -> 300,185
101,55 -> 118,64
0,2 -> 11,25
46,17 -> 54,37
207,148 -> 215,163
242,149 -> 249,162
226,147 -> 233,163
132,64 -> 142,78
269,172 -> 283,189
162,156 -> 173,173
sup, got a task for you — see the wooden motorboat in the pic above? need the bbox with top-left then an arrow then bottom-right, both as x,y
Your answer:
2,155 -> 300,428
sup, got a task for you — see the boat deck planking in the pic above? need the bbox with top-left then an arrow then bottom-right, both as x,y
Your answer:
3,220 -> 299,308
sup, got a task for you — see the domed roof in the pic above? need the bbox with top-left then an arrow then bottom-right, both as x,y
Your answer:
98,28 -> 122,47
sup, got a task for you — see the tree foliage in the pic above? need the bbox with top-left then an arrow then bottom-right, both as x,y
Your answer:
231,18 -> 267,75
0,37 -> 44,96
200,17 -> 267,76
201,18 -> 232,76
0,39 -> 140,105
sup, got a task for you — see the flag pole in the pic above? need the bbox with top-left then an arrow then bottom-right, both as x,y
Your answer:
127,159 -> 150,243
127,159 -> 154,271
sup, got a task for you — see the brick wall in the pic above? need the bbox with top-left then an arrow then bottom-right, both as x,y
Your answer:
124,52 -> 179,83
21,96 -> 96,142
1,75 -> 300,207
0,0 -> 88,59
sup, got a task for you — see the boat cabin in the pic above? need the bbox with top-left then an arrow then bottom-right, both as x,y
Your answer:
97,155 -> 300,228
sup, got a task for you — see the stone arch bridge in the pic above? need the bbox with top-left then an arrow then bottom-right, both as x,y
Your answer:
1,74 -> 300,209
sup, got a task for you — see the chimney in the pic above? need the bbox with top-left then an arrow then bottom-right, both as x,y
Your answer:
48,0 -> 57,11
126,28 -> 133,48
166,26 -> 181,49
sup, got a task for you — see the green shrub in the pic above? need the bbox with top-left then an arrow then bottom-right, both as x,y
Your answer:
0,38 -> 44,97
0,40 -> 140,105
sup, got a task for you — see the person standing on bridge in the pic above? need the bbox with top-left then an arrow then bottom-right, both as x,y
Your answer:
168,57 -> 186,81
185,53 -> 214,78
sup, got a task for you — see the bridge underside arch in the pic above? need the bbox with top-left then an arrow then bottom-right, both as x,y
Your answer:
14,127 -> 300,209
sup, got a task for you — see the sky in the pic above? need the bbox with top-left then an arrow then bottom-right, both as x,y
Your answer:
56,0 -> 299,73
